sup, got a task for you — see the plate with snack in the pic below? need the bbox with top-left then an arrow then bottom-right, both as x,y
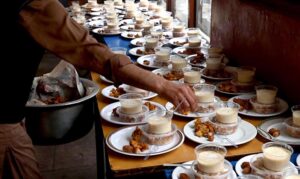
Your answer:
152,68 -> 184,81
100,101 -> 165,125
129,47 -> 155,57
235,154 -> 298,176
202,68 -> 233,81
228,94 -> 289,117
171,161 -> 195,179
92,27 -> 121,36
99,75 -> 113,84
215,80 -> 256,95
121,31 -> 143,39
101,84 -> 158,100
120,25 -> 143,32
172,47 -> 201,58
186,53 -> 206,68
119,19 -> 134,26
130,38 -> 145,47
169,37 -> 188,47
137,54 -> 169,69
86,20 -> 105,28
258,118 -> 300,145
165,101 -> 219,118
105,125 -> 185,156
183,118 -> 257,147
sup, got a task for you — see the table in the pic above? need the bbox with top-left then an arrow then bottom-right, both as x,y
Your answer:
91,34 -> 297,178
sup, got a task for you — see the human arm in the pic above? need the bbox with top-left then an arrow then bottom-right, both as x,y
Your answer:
18,0 -> 197,110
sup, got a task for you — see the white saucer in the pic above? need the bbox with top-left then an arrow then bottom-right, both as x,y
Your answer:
169,37 -> 188,47
92,27 -> 121,35
183,119 -> 257,146
128,47 -> 148,57
130,37 -> 145,47
121,31 -> 143,39
100,101 -> 165,125
228,94 -> 289,117
186,54 -> 206,68
101,84 -> 158,100
137,54 -> 169,69
106,125 -> 185,156
235,154 -> 298,176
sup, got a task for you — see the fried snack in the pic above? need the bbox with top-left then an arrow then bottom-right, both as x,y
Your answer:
143,60 -> 150,65
268,128 -> 280,137
241,161 -> 251,174
233,98 -> 252,111
109,87 -> 126,98
204,69 -> 232,78
194,118 -> 215,141
163,71 -> 184,81
122,127 -> 149,154
136,49 -> 144,55
218,82 -> 238,93
144,102 -> 157,111
178,48 -> 200,55
190,52 -> 205,64
179,173 -> 190,179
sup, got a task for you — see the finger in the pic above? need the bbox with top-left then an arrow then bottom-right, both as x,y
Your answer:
180,85 -> 197,111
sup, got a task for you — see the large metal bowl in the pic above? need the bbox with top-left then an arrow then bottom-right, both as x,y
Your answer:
25,78 -> 99,144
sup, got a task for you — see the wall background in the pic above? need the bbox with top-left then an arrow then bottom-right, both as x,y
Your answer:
211,0 -> 300,104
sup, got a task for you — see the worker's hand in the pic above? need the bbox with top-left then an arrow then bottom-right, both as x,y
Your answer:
159,81 -> 198,112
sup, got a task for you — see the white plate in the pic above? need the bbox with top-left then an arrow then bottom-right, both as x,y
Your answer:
101,84 -> 158,100
216,81 -> 255,95
120,25 -> 143,31
172,160 -> 237,179
171,161 -> 195,179
121,31 -> 143,39
186,54 -> 206,68
152,68 -> 182,82
86,20 -> 105,28
172,47 -> 189,57
137,54 -> 168,69
106,125 -> 185,156
130,37 -> 145,47
88,16 -> 105,22
165,101 -> 219,118
228,94 -> 289,117
259,118 -> 300,145
235,154 -> 298,176
297,154 -> 300,166
92,27 -> 121,35
119,19 -> 134,26
89,11 -> 104,16
169,37 -> 188,47
183,119 -> 257,146
202,68 -> 233,81
100,101 -> 165,125
99,75 -> 113,84
129,47 -> 152,57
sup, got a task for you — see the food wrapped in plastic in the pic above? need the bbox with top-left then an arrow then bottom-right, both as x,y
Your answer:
27,61 -> 85,105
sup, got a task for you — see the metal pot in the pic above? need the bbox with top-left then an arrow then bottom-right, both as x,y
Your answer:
25,78 -> 99,143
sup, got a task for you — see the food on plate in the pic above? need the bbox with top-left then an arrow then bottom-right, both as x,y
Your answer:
203,68 -> 232,79
189,52 -> 205,65
127,33 -> 142,38
143,60 -> 150,65
174,40 -> 188,46
109,87 -> 126,98
156,70 -> 184,81
233,98 -> 252,111
268,128 -> 280,137
284,118 -> 300,138
194,118 -> 215,141
122,127 -> 149,153
241,162 -> 252,174
179,173 -> 190,179
178,48 -> 200,55
144,102 -> 157,111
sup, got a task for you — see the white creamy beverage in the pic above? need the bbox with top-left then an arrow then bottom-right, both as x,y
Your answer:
216,107 -> 238,124
263,146 -> 291,172
285,175 -> 300,179
155,51 -> 170,62
237,69 -> 255,83
161,19 -> 172,29
173,24 -> 184,32
187,30 -> 199,36
206,58 -> 222,70
188,37 -> 201,47
195,91 -> 214,103
120,99 -> 142,114
197,151 -> 224,173
145,38 -> 158,48
171,58 -> 186,70
256,89 -> 277,104
293,110 -> 300,126
148,116 -> 171,134
184,71 -> 200,84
